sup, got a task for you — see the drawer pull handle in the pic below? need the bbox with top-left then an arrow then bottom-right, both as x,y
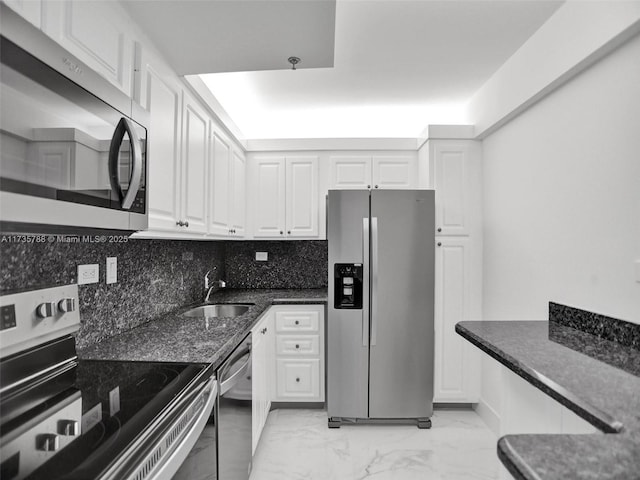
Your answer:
295,344 -> 300,349
296,377 -> 300,383
295,320 -> 299,325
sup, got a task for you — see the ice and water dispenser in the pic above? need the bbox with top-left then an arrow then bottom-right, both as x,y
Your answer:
333,264 -> 363,309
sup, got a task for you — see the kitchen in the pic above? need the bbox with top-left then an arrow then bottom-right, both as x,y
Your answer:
0,1 -> 639,479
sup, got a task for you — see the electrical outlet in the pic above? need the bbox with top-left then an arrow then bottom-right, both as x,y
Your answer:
78,264 -> 99,285
106,257 -> 117,284
255,252 -> 268,261
635,260 -> 640,283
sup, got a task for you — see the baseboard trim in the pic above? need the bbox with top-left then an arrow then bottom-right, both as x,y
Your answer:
474,398 -> 500,436
271,402 -> 325,410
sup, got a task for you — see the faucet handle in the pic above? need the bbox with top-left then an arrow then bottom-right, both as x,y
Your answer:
204,270 -> 210,289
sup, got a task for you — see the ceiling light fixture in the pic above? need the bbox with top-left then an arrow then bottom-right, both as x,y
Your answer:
288,56 -> 300,70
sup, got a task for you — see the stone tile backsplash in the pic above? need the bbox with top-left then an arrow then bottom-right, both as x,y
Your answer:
0,237 -> 328,348
225,241 -> 328,289
0,237 -> 226,349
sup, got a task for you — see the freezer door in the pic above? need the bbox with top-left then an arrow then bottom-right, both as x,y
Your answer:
327,190 -> 370,419
369,190 -> 435,419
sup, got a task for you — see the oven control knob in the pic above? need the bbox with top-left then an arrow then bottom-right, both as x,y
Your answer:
58,298 -> 76,313
36,302 -> 57,318
37,433 -> 60,451
58,420 -> 80,436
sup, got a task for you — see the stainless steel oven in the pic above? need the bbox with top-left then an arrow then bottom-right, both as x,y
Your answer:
0,285 -> 217,480
0,5 -> 148,232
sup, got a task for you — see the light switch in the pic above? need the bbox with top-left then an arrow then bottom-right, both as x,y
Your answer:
255,252 -> 268,261
78,264 -> 99,285
106,257 -> 117,284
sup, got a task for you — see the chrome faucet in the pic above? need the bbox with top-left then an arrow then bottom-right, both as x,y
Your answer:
204,271 -> 226,303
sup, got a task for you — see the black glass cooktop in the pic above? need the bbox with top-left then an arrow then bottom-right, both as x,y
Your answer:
2,358 -> 212,480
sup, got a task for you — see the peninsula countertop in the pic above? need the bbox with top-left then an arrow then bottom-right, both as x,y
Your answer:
78,288 -> 327,370
456,320 -> 640,480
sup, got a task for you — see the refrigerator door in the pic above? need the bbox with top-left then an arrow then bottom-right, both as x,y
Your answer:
368,190 -> 435,419
327,190 -> 370,419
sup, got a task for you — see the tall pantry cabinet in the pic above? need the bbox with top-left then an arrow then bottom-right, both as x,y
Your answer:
419,138 -> 483,403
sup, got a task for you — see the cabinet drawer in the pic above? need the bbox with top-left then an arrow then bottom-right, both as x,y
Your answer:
276,359 -> 321,400
275,310 -> 319,333
276,335 -> 320,355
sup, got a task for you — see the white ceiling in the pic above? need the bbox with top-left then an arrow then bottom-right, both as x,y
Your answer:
121,0 -> 336,74
127,0 -> 564,139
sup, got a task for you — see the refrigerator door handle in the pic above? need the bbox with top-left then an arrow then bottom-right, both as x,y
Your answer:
362,217 -> 370,347
371,216 -> 378,346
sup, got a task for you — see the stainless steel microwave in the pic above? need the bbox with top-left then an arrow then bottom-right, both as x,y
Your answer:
0,5 -> 149,232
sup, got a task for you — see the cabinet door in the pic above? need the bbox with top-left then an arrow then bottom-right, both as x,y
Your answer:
372,154 -> 417,189
230,149 -> 246,237
251,321 -> 266,455
41,1 -> 133,96
143,61 -> 182,232
251,311 -> 274,455
4,0 -> 41,27
209,132 -> 231,236
329,155 -> 371,189
276,359 -> 321,399
434,237 -> 480,402
252,156 -> 286,238
181,95 -> 208,233
286,156 -> 318,237
433,143 -> 470,236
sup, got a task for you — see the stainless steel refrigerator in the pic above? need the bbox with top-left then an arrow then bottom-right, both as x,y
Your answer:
327,189 -> 435,428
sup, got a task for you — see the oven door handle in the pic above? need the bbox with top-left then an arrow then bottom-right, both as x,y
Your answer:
219,350 -> 251,395
108,117 -> 143,210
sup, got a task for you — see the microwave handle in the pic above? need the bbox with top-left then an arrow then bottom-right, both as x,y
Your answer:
109,117 -> 143,210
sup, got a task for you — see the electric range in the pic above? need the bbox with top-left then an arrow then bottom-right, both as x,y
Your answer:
0,285 -> 215,480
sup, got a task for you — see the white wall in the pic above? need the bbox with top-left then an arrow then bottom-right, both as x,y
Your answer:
481,32 -> 640,324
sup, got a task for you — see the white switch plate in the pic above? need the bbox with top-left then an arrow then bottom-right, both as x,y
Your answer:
635,260 -> 640,283
78,264 -> 99,285
255,252 -> 268,261
106,257 -> 117,284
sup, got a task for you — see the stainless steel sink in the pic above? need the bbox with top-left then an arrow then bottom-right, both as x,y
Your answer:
182,304 -> 252,318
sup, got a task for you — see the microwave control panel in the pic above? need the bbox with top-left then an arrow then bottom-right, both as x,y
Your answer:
334,263 -> 363,309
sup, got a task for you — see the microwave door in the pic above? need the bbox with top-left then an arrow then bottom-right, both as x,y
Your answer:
108,117 -> 143,211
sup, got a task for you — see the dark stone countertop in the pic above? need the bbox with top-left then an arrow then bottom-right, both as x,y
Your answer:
78,289 -> 327,371
456,320 -> 640,480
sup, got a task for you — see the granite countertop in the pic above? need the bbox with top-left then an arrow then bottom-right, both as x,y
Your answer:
456,320 -> 640,480
78,288 -> 327,371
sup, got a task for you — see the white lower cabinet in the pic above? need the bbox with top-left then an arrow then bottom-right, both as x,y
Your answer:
434,237 -> 481,402
273,305 -> 325,402
250,304 -> 325,455
251,309 -> 273,455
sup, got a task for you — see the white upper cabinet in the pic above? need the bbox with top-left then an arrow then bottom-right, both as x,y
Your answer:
230,149 -> 246,237
41,0 -> 134,97
209,132 -> 231,236
286,157 -> 318,237
252,156 -> 287,238
141,53 -> 183,233
329,153 -> 417,190
425,141 -> 482,236
250,155 -> 318,239
4,0 -> 41,27
329,155 -> 372,189
181,93 -> 209,233
209,132 -> 245,237
372,155 -> 417,189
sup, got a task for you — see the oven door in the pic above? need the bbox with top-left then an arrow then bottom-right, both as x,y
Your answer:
0,6 -> 147,232
170,380 -> 218,480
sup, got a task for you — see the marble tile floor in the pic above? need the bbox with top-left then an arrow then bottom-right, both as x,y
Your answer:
250,409 -> 499,480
